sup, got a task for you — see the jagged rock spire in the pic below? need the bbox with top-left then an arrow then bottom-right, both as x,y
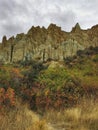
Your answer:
71,23 -> 81,32
47,23 -> 61,31
2,35 -> 7,47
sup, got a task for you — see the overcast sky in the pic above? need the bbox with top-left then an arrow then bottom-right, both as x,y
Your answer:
0,0 -> 98,42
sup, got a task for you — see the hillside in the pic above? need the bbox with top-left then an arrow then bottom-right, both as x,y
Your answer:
0,46 -> 98,110
0,23 -> 98,130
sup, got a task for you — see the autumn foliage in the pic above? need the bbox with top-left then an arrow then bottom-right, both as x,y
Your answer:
0,87 -> 16,109
0,46 -> 98,112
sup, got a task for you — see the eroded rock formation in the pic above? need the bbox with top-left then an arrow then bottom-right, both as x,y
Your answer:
0,23 -> 98,63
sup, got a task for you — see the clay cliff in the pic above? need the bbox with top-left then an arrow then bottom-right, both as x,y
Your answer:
0,23 -> 98,63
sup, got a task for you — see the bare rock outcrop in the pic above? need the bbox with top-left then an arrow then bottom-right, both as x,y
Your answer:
0,23 -> 98,63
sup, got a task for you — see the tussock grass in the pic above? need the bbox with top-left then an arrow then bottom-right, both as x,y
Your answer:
0,99 -> 98,130
0,100 -> 49,130
44,99 -> 98,130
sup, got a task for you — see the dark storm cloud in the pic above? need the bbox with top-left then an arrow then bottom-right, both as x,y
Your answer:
0,0 -> 98,41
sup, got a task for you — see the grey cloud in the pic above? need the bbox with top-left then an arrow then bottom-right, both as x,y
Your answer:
43,9 -> 76,31
0,0 -> 98,41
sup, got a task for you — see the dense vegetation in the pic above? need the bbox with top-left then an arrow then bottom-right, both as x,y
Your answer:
0,46 -> 98,130
0,46 -> 98,112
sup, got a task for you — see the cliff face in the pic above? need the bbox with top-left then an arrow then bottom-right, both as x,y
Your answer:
0,23 -> 98,63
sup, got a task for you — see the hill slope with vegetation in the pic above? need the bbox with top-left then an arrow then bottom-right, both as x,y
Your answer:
0,46 -> 98,110
0,46 -> 98,130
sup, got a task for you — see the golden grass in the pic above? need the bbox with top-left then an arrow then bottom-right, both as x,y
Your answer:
44,99 -> 98,130
0,99 -> 98,130
0,101 -> 50,130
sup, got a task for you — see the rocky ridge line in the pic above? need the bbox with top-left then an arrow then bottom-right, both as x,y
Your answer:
0,23 -> 98,63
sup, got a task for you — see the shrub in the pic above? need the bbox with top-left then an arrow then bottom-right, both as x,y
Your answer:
0,87 -> 16,108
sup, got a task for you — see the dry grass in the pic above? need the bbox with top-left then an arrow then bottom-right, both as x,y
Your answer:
0,101 -> 50,130
44,99 -> 98,130
0,99 -> 98,130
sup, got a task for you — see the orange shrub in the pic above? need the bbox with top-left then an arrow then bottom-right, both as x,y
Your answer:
0,87 -> 16,108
